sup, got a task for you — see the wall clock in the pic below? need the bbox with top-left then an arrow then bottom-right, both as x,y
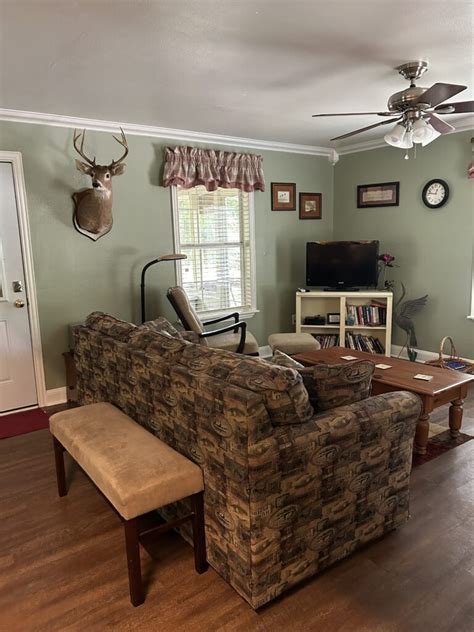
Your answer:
422,179 -> 450,209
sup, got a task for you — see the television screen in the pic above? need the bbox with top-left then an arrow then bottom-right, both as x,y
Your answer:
306,241 -> 379,288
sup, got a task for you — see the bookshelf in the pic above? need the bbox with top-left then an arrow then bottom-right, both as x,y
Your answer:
295,291 -> 393,357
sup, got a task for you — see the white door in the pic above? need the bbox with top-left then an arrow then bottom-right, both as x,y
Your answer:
0,161 -> 37,412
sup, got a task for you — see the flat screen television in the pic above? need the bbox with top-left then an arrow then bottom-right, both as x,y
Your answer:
306,240 -> 379,289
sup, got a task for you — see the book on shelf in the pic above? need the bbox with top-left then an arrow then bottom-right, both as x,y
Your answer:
312,333 -> 340,348
346,302 -> 387,327
345,332 -> 385,354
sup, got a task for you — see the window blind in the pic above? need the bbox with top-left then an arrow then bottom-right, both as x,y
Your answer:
174,185 -> 255,315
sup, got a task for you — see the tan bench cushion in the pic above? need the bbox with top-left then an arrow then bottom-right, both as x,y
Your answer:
49,403 -> 203,520
268,333 -> 320,355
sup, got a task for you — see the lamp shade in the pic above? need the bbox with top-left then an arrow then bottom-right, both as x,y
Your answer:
421,128 -> 441,147
399,129 -> 414,149
157,253 -> 187,262
412,119 -> 434,144
384,123 -> 407,147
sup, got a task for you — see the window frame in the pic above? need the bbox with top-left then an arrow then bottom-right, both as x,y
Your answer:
171,185 -> 258,319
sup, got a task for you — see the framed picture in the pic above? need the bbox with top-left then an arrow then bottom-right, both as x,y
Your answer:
299,192 -> 322,219
357,182 -> 400,208
327,313 -> 340,324
271,182 -> 296,211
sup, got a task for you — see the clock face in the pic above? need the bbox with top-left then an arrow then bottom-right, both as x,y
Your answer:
422,179 -> 450,208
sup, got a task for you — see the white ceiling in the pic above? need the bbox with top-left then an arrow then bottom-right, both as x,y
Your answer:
1,0 -> 473,148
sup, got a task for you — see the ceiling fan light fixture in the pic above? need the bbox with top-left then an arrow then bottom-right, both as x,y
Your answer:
412,118 -> 435,144
400,129 -> 414,149
421,127 -> 441,147
384,123 -> 407,147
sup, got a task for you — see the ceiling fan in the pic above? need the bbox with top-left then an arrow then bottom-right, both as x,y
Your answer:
312,61 -> 473,149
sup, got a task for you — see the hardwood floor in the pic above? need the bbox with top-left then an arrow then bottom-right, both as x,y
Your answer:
0,391 -> 473,632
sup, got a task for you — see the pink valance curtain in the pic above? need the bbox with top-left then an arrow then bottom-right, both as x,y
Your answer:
162,146 -> 265,192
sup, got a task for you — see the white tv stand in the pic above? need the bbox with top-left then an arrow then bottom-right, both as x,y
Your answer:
296,290 -> 393,357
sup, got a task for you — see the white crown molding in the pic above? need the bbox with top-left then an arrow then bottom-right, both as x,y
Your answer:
336,117 -> 474,155
1,108 -> 470,160
0,108 -> 337,161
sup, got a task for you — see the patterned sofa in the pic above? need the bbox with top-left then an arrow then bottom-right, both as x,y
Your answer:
73,313 -> 421,609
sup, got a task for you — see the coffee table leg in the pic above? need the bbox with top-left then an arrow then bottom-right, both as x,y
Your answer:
414,413 -> 430,455
449,399 -> 464,438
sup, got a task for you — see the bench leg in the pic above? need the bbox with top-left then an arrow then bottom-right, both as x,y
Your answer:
52,437 -> 67,497
123,517 -> 144,606
191,491 -> 208,574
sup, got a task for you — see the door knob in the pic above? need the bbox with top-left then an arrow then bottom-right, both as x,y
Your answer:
14,299 -> 25,308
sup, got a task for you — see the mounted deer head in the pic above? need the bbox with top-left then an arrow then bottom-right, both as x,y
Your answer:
72,128 -> 128,240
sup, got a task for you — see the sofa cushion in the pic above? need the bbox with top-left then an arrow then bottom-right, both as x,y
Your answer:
299,360 -> 374,412
176,344 -> 313,425
128,328 -> 190,354
266,349 -> 305,369
180,330 -> 203,344
138,316 -> 183,338
116,320 -> 311,426
85,311 -> 136,342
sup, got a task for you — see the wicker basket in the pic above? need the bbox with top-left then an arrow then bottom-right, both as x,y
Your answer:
425,336 -> 474,374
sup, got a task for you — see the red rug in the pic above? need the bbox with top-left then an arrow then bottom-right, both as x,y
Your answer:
0,408 -> 50,439
412,430 -> 473,467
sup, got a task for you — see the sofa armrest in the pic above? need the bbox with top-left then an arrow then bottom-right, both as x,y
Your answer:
202,311 -> 240,329
246,391 -> 421,607
249,390 -> 421,518
274,391 -> 421,459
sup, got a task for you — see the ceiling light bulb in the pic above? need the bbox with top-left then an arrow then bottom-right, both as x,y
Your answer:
384,123 -> 407,147
412,119 -> 433,144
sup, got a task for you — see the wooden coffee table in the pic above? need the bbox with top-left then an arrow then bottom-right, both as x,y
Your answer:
294,347 -> 474,455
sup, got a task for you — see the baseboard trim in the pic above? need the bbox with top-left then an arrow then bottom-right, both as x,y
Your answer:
45,387 -> 67,407
391,344 -> 474,364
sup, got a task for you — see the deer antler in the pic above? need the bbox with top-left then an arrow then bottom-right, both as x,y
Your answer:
109,128 -> 128,167
73,129 -> 96,166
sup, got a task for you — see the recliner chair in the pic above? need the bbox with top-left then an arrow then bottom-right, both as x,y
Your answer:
167,286 -> 259,355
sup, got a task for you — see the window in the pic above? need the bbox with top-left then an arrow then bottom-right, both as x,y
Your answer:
172,185 -> 256,316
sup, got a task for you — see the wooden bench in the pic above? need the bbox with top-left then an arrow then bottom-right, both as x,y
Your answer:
49,402 -> 208,606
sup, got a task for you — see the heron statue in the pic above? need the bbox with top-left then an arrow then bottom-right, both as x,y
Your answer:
394,283 -> 428,361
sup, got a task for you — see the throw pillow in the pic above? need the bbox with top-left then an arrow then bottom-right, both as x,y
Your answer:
266,349 -> 305,369
85,311 -> 136,342
138,316 -> 183,338
299,360 -> 374,412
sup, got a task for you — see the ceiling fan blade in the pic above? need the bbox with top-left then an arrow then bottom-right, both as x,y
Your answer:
414,82 -> 467,108
330,118 -> 402,141
434,100 -> 474,114
312,112 -> 397,117
426,113 -> 455,134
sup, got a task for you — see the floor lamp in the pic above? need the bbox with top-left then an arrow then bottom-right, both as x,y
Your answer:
140,253 -> 187,323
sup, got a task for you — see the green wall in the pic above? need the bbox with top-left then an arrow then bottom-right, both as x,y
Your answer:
2,117 -> 471,392
334,131 -> 474,358
0,121 -> 334,389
